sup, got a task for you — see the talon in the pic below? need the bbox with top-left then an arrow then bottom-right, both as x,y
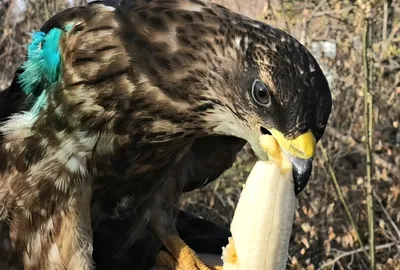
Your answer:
157,235 -> 223,270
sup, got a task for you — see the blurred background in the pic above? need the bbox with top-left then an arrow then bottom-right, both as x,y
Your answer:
0,0 -> 399,269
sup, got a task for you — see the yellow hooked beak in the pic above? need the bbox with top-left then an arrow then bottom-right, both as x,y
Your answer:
269,129 -> 316,160
260,129 -> 316,195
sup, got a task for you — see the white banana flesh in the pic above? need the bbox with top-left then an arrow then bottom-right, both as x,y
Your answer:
221,135 -> 298,270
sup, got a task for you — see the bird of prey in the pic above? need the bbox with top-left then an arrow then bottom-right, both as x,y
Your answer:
0,0 -> 332,269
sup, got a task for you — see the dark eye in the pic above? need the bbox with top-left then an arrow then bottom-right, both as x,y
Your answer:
251,79 -> 271,107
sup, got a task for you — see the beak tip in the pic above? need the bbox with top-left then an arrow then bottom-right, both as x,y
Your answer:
292,157 -> 313,196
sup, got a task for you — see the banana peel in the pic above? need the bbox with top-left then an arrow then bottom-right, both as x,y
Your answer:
221,135 -> 298,270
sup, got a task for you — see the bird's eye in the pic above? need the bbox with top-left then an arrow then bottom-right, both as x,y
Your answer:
251,79 -> 271,107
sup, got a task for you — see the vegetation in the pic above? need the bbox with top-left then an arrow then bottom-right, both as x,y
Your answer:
1,0 -> 399,269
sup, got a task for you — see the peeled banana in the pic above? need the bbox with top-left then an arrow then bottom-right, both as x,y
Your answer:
221,135 -> 298,270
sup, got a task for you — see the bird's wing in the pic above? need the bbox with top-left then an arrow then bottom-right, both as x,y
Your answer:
1,0 -> 247,199
114,0 -> 248,192
183,136 -> 246,192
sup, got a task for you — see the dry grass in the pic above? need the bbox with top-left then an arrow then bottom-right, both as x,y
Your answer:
1,0 -> 399,269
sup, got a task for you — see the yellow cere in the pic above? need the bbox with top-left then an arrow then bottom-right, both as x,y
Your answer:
259,135 -> 292,173
270,129 -> 316,160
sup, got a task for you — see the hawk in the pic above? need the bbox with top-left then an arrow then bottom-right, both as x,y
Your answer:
0,0 -> 332,269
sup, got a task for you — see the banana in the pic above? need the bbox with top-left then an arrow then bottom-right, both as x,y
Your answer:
221,135 -> 297,270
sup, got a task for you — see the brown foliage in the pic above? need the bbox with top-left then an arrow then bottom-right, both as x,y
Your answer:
0,0 -> 399,269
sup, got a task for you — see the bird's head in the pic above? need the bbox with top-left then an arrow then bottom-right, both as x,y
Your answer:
150,15 -> 333,195
206,26 -> 333,195
119,1 -> 332,194
200,27 -> 332,194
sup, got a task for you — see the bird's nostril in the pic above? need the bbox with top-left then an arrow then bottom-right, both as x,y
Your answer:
260,126 -> 272,135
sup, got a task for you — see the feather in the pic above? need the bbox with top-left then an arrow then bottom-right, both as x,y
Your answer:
18,28 -> 64,114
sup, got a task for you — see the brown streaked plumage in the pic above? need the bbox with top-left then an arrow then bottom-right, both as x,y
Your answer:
0,0 -> 332,269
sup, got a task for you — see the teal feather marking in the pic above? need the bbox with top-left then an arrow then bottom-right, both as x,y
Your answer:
18,28 -> 64,114
41,28 -> 63,82
64,22 -> 75,32
19,31 -> 47,96
30,90 -> 47,116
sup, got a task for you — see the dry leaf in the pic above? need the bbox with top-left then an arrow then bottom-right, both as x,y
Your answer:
301,237 -> 310,249
324,239 -> 331,256
342,231 -> 355,248
291,256 -> 299,266
328,226 -> 336,241
326,203 -> 335,215
379,219 -> 385,229
310,226 -> 317,238
350,228 -> 358,242
307,264 -> 315,270
301,222 -> 311,233
357,177 -> 364,185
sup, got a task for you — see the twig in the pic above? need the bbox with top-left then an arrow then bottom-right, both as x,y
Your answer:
307,0 -> 328,21
379,21 -> 400,61
363,5 -> 376,269
312,7 -> 354,18
382,0 -> 388,42
372,190 -> 400,242
317,242 -> 399,270
318,143 -> 369,258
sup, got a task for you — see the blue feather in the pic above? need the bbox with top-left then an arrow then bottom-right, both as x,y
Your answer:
30,90 -> 47,116
19,28 -> 64,113
42,28 -> 63,83
64,22 -> 75,32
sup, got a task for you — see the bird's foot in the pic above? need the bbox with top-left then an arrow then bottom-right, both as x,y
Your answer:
156,235 -> 223,270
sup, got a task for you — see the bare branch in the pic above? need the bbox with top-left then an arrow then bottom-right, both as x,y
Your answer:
363,4 -> 376,268
318,143 -> 369,258
317,242 -> 399,270
372,191 -> 400,243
